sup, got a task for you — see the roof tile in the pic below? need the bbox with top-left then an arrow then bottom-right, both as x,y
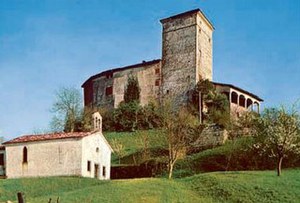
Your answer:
3,132 -> 93,145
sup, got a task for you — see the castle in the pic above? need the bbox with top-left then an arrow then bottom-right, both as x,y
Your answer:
82,9 -> 263,116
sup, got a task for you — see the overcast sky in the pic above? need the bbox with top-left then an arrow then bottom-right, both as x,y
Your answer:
1,0 -> 299,140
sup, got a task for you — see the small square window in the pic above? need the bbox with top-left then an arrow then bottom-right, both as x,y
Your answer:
155,79 -> 160,86
155,68 -> 160,74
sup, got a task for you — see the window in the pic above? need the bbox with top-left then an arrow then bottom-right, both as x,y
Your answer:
87,161 -> 91,172
166,90 -> 170,94
155,79 -> 160,86
231,92 -> 238,104
155,68 -> 160,74
23,147 -> 28,163
0,154 -> 4,165
105,86 -> 113,96
102,166 -> 106,177
96,147 -> 99,153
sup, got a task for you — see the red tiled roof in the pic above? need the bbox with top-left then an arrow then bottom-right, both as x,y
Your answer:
3,132 -> 93,145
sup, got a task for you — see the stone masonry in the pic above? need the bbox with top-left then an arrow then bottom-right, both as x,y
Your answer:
82,9 -> 263,113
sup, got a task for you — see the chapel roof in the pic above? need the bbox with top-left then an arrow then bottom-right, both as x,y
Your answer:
3,131 -> 93,145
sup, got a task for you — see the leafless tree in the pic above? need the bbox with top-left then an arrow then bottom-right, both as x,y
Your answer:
159,99 -> 198,179
50,87 -> 82,132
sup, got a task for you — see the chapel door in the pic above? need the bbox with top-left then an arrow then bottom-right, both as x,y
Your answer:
94,164 -> 99,178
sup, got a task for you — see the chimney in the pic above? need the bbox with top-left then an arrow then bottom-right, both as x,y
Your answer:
92,112 -> 102,132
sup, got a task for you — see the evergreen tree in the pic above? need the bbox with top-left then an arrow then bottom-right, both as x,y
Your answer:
124,75 -> 141,103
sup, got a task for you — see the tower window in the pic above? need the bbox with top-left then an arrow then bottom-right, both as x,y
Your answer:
23,146 -> 28,163
155,68 -> 160,74
155,79 -> 160,86
105,86 -> 113,96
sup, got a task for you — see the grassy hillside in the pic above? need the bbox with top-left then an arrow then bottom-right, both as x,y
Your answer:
1,170 -> 299,203
104,130 -> 166,164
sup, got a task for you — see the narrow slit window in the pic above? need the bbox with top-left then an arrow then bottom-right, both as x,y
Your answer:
102,166 -> 106,177
23,146 -> 28,163
87,161 -> 91,172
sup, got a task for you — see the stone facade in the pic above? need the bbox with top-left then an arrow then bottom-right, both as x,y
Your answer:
192,124 -> 228,148
83,60 -> 161,108
160,10 -> 213,105
82,9 -> 263,114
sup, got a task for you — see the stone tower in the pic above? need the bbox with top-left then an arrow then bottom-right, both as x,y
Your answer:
160,9 -> 214,105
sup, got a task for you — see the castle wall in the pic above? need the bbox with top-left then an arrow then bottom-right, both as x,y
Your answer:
93,75 -> 114,108
113,62 -> 161,107
90,61 -> 161,108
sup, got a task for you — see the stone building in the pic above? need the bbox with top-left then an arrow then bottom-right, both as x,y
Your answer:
3,113 -> 113,179
82,9 -> 263,114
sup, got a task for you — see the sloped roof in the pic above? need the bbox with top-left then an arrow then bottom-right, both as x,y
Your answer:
213,82 -> 263,102
3,132 -> 93,145
81,59 -> 161,88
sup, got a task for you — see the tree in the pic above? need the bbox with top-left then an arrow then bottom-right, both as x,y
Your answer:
159,100 -> 198,179
253,107 -> 300,176
111,139 -> 126,164
124,74 -> 141,103
191,79 -> 230,128
193,79 -> 214,123
50,87 -> 82,132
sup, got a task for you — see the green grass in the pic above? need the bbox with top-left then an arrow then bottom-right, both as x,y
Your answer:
181,169 -> 300,203
104,130 -> 166,164
1,170 -> 299,203
0,176 -> 208,203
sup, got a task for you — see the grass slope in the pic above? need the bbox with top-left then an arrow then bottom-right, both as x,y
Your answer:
104,130 -> 166,164
1,170 -> 299,203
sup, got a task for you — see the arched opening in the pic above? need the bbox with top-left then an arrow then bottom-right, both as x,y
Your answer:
23,147 -> 28,163
239,95 -> 246,107
231,91 -> 238,104
246,98 -> 253,109
253,102 -> 260,113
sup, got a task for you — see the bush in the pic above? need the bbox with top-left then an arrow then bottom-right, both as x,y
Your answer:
101,101 -> 162,132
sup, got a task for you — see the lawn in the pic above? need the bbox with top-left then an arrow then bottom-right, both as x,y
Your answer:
1,169 -> 299,203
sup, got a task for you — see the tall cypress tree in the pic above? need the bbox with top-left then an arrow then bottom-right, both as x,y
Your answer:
124,75 -> 141,103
